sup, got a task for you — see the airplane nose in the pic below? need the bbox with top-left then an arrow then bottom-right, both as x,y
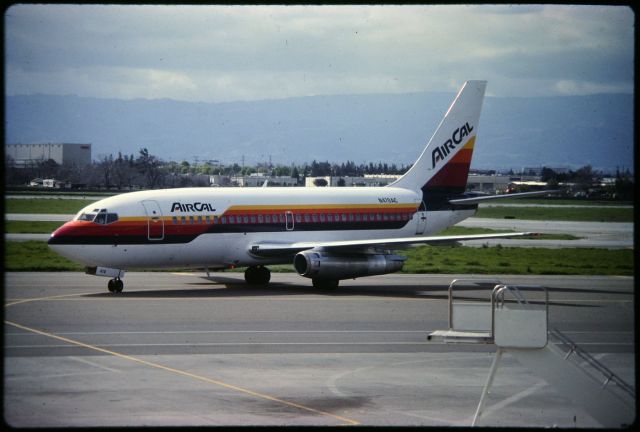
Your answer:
48,223 -> 72,245
48,221 -> 88,246
47,221 -> 97,265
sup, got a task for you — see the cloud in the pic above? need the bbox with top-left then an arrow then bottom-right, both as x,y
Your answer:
4,4 -> 634,102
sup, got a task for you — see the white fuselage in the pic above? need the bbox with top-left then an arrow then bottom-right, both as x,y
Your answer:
48,186 -> 475,270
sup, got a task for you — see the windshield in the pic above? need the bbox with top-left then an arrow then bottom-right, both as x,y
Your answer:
75,208 -> 118,224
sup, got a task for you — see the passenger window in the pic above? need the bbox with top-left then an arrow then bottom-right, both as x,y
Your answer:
258,215 -> 264,223
265,214 -> 272,224
243,215 -> 249,224
181,216 -> 186,224
303,214 -> 310,223
198,216 -> 203,224
220,216 -> 226,224
172,217 -> 178,225
319,213 -> 326,223
312,214 -> 318,223
295,214 -> 302,223
250,215 -> 256,224
189,216 -> 195,224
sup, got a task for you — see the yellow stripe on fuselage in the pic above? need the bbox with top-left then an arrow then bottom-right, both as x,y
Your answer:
119,203 -> 419,222
226,203 -> 418,212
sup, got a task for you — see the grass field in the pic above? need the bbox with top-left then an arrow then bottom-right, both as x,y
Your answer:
5,241 -> 85,271
5,198 -> 97,214
483,198 -> 632,206
5,221 -> 65,233
5,240 -> 632,275
475,206 -> 633,222
401,245 -> 633,276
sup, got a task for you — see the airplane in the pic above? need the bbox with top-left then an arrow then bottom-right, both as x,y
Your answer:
48,80 -> 552,293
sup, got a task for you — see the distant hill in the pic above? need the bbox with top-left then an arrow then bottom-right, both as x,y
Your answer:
5,91 -> 633,172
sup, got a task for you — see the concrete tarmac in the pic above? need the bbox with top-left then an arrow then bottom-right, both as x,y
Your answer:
458,218 -> 633,249
4,271 -> 635,427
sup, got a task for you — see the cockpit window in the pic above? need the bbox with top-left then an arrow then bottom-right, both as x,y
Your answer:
77,212 -> 98,222
94,213 -> 107,224
76,208 -> 118,224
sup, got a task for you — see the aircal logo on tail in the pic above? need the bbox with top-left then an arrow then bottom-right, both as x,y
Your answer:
431,122 -> 474,168
171,202 -> 216,212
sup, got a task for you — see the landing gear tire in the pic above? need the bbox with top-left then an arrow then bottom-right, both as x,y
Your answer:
244,266 -> 271,285
108,278 -> 124,293
312,278 -> 339,290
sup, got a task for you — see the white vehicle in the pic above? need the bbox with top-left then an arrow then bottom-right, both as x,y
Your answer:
49,81 -> 546,293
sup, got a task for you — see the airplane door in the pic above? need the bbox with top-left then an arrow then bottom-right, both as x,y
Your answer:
285,211 -> 294,231
141,200 -> 165,241
415,201 -> 427,235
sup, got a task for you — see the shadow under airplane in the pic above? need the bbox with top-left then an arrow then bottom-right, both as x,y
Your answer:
80,273 -> 618,308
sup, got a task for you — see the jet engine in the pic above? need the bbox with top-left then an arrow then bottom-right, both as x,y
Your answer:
293,251 -> 406,280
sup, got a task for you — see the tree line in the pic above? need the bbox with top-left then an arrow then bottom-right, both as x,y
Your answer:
4,148 -> 633,200
4,148 -> 410,190
540,166 -> 633,200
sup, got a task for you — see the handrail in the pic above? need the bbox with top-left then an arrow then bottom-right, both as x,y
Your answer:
549,328 -> 635,399
491,285 -> 549,346
447,278 -> 503,329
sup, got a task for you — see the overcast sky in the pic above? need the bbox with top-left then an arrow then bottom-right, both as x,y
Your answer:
4,4 -> 634,102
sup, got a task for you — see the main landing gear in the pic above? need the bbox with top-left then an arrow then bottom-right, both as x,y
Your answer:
107,278 -> 124,293
244,266 -> 271,285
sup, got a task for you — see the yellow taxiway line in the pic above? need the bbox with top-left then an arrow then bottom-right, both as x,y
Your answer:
4,319 -> 360,426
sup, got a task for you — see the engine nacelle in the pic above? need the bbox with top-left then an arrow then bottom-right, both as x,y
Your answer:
293,251 -> 406,280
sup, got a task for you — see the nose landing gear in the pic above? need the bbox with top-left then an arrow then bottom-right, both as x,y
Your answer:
85,267 -> 126,294
107,278 -> 124,293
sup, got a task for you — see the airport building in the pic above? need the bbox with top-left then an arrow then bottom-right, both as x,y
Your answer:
466,174 -> 511,194
6,143 -> 92,167
305,175 -> 402,187
209,173 -> 299,187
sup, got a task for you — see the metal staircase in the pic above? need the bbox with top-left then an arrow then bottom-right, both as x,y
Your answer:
427,279 -> 635,427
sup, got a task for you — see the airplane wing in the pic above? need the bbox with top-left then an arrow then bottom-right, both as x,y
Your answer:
448,190 -> 559,205
249,231 -> 536,257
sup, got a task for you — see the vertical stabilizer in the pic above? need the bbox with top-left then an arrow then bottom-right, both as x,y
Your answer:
390,81 -> 486,200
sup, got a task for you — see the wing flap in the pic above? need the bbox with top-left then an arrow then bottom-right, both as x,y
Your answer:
249,232 -> 536,257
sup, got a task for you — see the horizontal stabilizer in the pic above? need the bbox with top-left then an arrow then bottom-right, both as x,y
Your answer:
449,190 -> 560,205
249,232 -> 536,257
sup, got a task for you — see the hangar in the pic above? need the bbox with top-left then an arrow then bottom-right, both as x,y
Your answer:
6,143 -> 91,167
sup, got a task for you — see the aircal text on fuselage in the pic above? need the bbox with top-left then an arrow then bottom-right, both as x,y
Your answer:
431,122 -> 474,169
170,202 -> 216,212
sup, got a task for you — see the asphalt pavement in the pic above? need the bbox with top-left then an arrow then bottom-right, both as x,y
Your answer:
4,271 -> 635,427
